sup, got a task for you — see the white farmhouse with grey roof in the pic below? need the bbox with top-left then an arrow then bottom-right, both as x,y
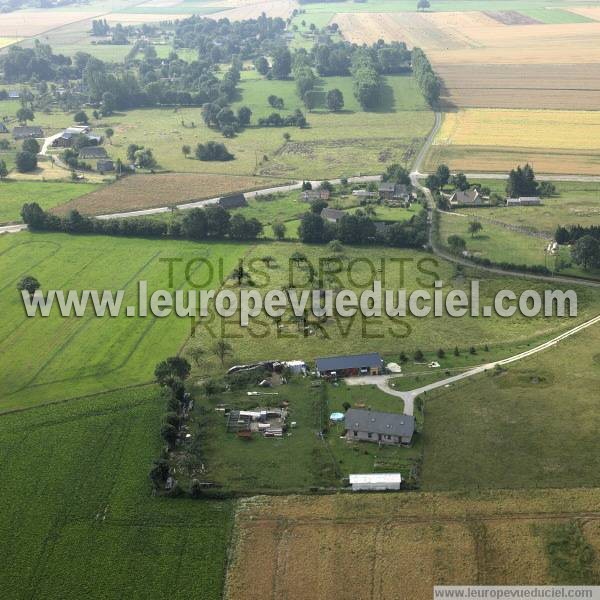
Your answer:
344,408 -> 415,446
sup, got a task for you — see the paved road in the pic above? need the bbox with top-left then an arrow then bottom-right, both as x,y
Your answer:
0,223 -> 28,234
346,313 -> 600,415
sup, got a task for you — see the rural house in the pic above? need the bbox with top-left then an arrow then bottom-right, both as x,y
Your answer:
217,193 -> 248,209
506,196 -> 541,206
300,189 -> 330,202
78,146 -> 108,160
344,408 -> 415,446
320,207 -> 345,223
352,189 -> 378,200
449,188 -> 482,207
315,352 -> 383,378
378,182 -> 412,202
13,126 -> 43,140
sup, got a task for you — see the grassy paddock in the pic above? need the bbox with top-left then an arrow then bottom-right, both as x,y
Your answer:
421,323 -> 600,491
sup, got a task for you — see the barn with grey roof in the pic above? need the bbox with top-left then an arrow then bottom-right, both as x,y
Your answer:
344,408 -> 415,446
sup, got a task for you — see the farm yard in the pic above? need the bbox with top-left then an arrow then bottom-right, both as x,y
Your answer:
226,486 -> 600,599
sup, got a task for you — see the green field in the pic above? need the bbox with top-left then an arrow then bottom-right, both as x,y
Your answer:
0,181 -> 100,224
0,386 -> 233,599
519,7 -> 594,23
185,241 -> 600,370
19,72 -> 431,181
0,233 -> 244,410
421,320 -> 600,491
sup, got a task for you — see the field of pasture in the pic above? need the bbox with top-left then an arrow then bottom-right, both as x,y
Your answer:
0,233 -> 244,410
226,485 -> 600,599
0,386 -> 233,599
184,241 -> 600,371
422,317 -> 600,491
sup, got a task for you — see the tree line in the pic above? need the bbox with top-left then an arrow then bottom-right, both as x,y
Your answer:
411,48 -> 440,107
20,203 -> 264,242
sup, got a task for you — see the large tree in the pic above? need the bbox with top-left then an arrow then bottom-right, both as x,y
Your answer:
326,88 -> 344,112
506,163 -> 538,198
271,47 -> 292,79
15,151 -> 37,173
154,356 -> 191,386
571,235 -> 600,271
17,275 -> 40,297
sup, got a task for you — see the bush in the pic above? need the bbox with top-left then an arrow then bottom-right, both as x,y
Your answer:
15,151 -> 37,173
195,141 -> 233,161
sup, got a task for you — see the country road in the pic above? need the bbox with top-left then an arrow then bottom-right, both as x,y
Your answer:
346,313 -> 600,415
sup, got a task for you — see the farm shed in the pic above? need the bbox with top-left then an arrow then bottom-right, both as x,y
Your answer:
300,189 -> 330,202
320,207 -> 345,223
13,126 -> 43,140
315,352 -> 383,378
217,193 -> 248,209
506,196 -> 541,206
344,408 -> 415,446
79,146 -> 108,159
349,473 -> 402,491
97,159 -> 114,172
449,188 -> 482,206
378,182 -> 411,201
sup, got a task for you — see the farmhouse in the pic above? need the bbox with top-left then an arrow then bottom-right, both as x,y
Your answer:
449,188 -> 482,207
300,189 -> 330,202
378,182 -> 411,202
78,146 -> 108,160
316,352 -> 383,378
344,408 -> 415,446
320,207 -> 345,223
506,196 -> 541,206
13,126 -> 43,140
217,193 -> 248,209
349,473 -> 402,491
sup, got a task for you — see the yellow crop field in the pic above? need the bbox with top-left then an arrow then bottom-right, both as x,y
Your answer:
0,36 -> 21,48
225,489 -> 600,600
435,109 -> 600,151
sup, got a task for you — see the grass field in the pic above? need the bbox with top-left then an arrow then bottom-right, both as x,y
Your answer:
0,181 -> 100,224
0,386 -> 233,599
0,233 -> 244,410
185,241 -> 600,371
421,319 -> 600,491
226,487 -> 600,599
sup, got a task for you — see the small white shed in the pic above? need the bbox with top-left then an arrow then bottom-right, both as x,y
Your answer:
349,473 -> 402,491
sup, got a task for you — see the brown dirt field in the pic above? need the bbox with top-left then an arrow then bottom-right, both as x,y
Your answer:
425,145 -> 600,176
438,63 -> 600,110
226,489 -> 600,599
51,172 -> 278,216
0,10 -> 96,37
484,10 -> 541,25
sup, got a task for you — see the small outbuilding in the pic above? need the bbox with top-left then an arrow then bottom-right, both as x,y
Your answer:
506,196 -> 541,206
217,193 -> 248,209
13,126 -> 43,140
349,473 -> 402,491
320,207 -> 345,223
316,352 -> 383,378
78,146 -> 108,159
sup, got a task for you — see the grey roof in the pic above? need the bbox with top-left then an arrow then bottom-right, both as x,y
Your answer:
451,189 -> 479,204
13,126 -> 43,139
345,408 -> 415,438
78,146 -> 107,159
218,193 -> 247,209
316,352 -> 382,372
96,159 -> 114,170
379,182 -> 396,192
320,207 -> 345,221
